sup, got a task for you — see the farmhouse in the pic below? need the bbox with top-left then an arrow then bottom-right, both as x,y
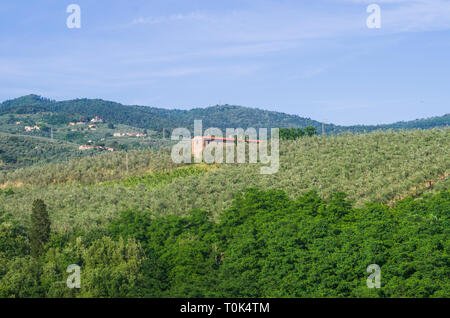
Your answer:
113,132 -> 147,137
24,125 -> 40,132
90,116 -> 103,123
191,135 -> 262,158
78,144 -> 115,152
78,144 -> 94,150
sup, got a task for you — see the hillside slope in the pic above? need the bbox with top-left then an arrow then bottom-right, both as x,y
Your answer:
0,132 -> 92,170
0,129 -> 448,231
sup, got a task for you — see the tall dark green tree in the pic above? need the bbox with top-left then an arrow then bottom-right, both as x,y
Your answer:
30,199 -> 51,258
304,126 -> 317,136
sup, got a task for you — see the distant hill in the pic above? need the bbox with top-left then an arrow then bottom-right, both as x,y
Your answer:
347,114 -> 450,132
1,94 -> 448,134
0,95 -> 184,133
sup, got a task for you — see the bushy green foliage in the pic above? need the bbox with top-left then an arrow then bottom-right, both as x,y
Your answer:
215,189 -> 449,297
280,128 -> 305,140
0,189 -> 14,196
0,189 -> 447,297
0,235 -> 145,298
0,218 -> 29,262
280,126 -> 317,140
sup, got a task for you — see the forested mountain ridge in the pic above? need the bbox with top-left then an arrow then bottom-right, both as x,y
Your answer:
0,95 -> 184,132
348,114 -> 450,131
1,94 -> 448,134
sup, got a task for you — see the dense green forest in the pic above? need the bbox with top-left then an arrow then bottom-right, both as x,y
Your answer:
0,188 -> 448,297
1,95 -> 448,135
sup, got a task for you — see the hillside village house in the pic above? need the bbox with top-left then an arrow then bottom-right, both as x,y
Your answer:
114,132 -> 147,137
24,125 -> 40,132
191,135 -> 262,158
78,144 -> 94,151
78,144 -> 115,152
90,116 -> 103,123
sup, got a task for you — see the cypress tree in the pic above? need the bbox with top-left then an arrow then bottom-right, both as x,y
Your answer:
30,199 -> 51,258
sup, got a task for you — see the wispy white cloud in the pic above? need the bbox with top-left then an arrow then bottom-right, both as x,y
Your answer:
0,52 -> 263,96
121,1 -> 450,55
122,41 -> 300,64
131,11 -> 211,25
115,64 -> 262,79
337,0 -> 450,31
381,0 -> 450,32
140,66 -> 218,78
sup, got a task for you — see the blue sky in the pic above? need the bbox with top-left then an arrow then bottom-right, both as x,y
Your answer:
1,0 -> 449,125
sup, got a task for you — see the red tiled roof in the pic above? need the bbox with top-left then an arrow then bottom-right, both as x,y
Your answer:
194,136 -> 262,142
